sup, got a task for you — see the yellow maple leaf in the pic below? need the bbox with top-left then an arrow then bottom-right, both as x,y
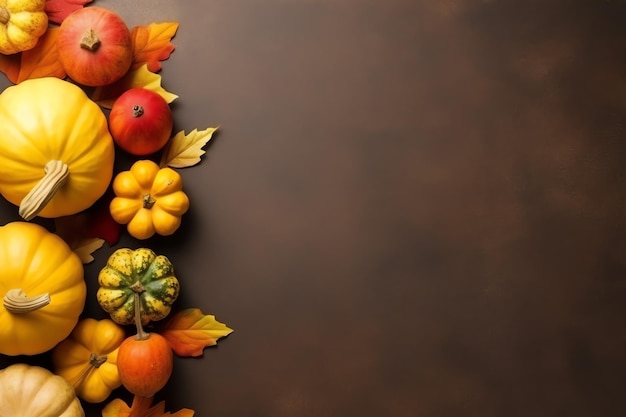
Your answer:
161,308 -> 233,357
92,64 -> 178,108
160,127 -> 218,169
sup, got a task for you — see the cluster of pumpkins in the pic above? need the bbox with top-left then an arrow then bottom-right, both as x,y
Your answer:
0,2 -> 191,416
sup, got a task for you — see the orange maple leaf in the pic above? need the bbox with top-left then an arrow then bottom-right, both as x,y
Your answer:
131,22 -> 179,73
103,396 -> 194,417
161,308 -> 233,357
0,28 -> 66,84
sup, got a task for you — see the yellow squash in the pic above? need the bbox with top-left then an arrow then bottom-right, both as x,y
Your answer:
52,318 -> 125,404
110,159 -> 190,240
0,77 -> 115,220
0,221 -> 86,356
0,0 -> 48,54
0,363 -> 84,417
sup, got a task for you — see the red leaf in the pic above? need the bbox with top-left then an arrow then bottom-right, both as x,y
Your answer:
45,0 -> 94,25
85,192 -> 122,246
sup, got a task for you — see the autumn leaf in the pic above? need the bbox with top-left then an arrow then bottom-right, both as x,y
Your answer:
0,53 -> 20,84
0,28 -> 66,84
160,127 -> 218,169
92,64 -> 178,108
53,196 -> 121,257
161,308 -> 233,357
84,192 -> 122,246
103,396 -> 194,417
45,0 -> 93,25
72,237 -> 105,264
131,22 -> 179,72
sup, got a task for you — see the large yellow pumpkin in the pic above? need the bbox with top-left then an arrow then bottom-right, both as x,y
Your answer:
0,77 -> 115,220
0,222 -> 86,356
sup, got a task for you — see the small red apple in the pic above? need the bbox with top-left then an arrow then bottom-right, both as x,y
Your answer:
108,88 -> 174,156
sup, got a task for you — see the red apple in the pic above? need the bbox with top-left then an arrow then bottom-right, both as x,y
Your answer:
108,88 -> 174,156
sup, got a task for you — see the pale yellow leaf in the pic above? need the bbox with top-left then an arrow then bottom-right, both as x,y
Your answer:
72,237 -> 105,264
160,127 -> 218,168
92,64 -> 178,109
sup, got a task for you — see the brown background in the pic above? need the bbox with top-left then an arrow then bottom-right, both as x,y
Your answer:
2,0 -> 626,416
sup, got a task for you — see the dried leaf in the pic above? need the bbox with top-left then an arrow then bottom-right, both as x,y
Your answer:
0,28 -> 66,84
131,22 -> 179,72
92,64 -> 178,108
103,396 -> 194,417
45,0 -> 93,25
15,28 -> 66,83
72,237 -> 105,264
160,128 -> 218,169
161,308 -> 233,357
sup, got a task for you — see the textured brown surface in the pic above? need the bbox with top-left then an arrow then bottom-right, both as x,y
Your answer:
2,0 -> 626,416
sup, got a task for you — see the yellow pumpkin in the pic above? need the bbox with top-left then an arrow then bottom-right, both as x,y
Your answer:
0,221 -> 86,356
110,159 -> 190,240
0,363 -> 84,417
52,318 -> 125,403
0,77 -> 115,220
0,0 -> 48,55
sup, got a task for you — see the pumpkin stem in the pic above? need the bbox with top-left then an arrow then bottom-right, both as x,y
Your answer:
0,7 -> 10,25
19,160 -> 69,221
89,352 -> 108,368
130,282 -> 150,341
3,288 -> 51,313
142,193 -> 156,209
80,28 -> 101,51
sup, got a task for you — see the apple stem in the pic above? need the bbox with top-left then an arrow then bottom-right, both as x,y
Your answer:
132,105 -> 144,117
80,28 -> 101,51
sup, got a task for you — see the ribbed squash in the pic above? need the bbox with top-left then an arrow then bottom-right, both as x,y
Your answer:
0,363 -> 84,417
0,77 -> 115,220
0,0 -> 48,55
109,159 -> 190,240
52,318 -> 125,404
0,222 -> 86,356
97,248 -> 180,326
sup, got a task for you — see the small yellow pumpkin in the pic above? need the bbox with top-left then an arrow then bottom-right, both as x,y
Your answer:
0,363 -> 84,417
52,318 -> 125,403
0,221 -> 86,356
0,77 -> 115,220
0,0 -> 48,55
109,159 -> 190,240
